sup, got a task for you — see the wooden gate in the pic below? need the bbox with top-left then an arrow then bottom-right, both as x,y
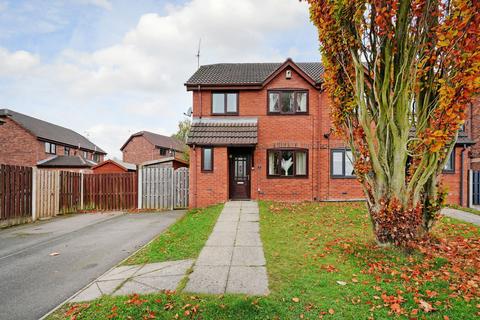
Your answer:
141,167 -> 189,209
174,168 -> 189,208
35,170 -> 60,219
59,171 -> 82,213
472,171 -> 480,206
0,164 -> 32,225
84,172 -> 137,211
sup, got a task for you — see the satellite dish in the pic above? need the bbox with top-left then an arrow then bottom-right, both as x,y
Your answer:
184,107 -> 193,117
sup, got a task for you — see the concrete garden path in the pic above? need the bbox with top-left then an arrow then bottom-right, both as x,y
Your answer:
70,259 -> 194,302
185,201 -> 269,295
441,207 -> 480,226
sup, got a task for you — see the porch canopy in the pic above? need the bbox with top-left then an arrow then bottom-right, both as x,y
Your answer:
187,117 -> 258,146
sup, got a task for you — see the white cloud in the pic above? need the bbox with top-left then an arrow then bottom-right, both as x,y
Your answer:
0,47 -> 40,76
41,0 -> 311,97
0,0 -> 317,157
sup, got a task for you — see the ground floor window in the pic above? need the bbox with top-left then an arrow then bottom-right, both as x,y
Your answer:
267,149 -> 308,177
331,149 -> 355,178
202,147 -> 213,172
443,149 -> 455,173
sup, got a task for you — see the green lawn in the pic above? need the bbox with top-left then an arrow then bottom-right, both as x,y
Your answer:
50,202 -> 480,320
123,204 -> 223,265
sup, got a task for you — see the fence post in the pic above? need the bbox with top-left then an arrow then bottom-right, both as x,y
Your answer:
137,166 -> 142,209
32,167 -> 37,222
170,168 -> 174,210
80,172 -> 84,210
469,170 -> 473,208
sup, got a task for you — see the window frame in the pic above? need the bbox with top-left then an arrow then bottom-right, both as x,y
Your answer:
211,91 -> 239,115
45,142 -> 56,155
64,147 -> 70,156
442,149 -> 455,173
267,89 -> 309,115
266,148 -> 309,179
201,147 -> 214,172
159,148 -> 167,156
331,149 -> 356,179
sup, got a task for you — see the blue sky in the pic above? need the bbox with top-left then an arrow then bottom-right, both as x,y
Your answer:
0,0 -> 319,158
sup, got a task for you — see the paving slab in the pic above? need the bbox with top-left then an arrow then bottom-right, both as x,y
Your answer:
134,275 -> 184,291
238,221 -> 260,233
136,260 -> 193,277
97,265 -> 142,281
240,213 -> 259,222
236,231 -> 262,246
232,246 -> 266,266
205,231 -> 236,247
185,266 -> 229,294
185,201 -> 268,295
217,212 -> 240,222
213,221 -> 238,233
226,266 -> 269,295
196,246 -> 233,266
68,259 -> 192,302
70,283 -> 103,302
96,279 -> 124,294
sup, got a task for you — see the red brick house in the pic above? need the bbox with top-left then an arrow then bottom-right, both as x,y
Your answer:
92,159 -> 137,174
0,109 -> 106,171
121,131 -> 186,165
186,59 -> 474,208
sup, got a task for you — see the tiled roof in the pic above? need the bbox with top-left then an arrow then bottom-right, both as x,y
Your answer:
142,156 -> 189,166
0,109 -> 106,154
187,118 -> 258,146
121,131 -> 186,152
92,159 -> 137,171
37,155 -> 96,168
185,62 -> 323,86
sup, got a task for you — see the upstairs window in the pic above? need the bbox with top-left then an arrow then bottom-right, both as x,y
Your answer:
159,148 -> 167,156
45,142 -> 56,154
267,149 -> 308,177
212,92 -> 238,114
443,150 -> 455,173
83,151 -> 88,159
93,154 -> 100,162
268,90 -> 308,114
64,147 -> 70,156
331,149 -> 355,178
202,147 -> 213,172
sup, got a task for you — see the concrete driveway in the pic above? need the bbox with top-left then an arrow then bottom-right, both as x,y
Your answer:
0,210 -> 185,320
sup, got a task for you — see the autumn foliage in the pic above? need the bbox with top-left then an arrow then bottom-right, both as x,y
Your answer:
307,0 -> 480,246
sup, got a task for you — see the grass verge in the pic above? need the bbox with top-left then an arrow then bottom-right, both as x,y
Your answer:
49,202 -> 480,320
122,204 -> 223,265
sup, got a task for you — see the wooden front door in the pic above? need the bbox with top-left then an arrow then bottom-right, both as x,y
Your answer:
229,152 -> 251,200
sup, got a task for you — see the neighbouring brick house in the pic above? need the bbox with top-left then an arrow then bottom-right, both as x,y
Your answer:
185,58 -> 474,208
121,131 -> 186,165
0,109 -> 106,171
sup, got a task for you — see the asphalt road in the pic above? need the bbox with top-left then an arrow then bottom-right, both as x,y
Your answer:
0,210 -> 185,320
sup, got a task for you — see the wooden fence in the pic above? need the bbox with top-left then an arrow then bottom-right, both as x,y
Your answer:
141,167 -> 189,209
0,164 -> 32,226
84,173 -> 137,211
0,163 -> 189,227
35,170 -> 59,219
59,171 -> 82,213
